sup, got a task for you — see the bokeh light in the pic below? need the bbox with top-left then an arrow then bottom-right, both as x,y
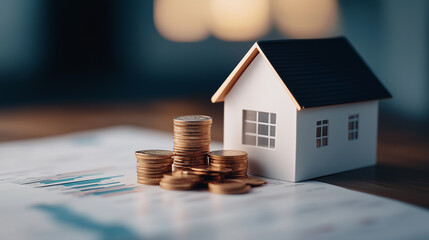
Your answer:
208,0 -> 271,41
153,0 -> 210,42
272,0 -> 339,38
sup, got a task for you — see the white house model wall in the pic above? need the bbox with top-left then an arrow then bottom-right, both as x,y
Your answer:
224,53 -> 299,181
295,101 -> 379,181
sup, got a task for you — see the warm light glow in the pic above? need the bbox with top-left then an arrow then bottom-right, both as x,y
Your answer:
208,0 -> 271,41
153,0 -> 210,42
272,0 -> 339,38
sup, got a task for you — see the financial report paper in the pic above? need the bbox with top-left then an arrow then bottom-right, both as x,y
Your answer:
0,126 -> 428,240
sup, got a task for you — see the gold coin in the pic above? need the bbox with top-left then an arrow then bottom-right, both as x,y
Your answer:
174,115 -> 212,124
209,163 -> 247,168
174,128 -> 211,132
173,147 -> 210,151
136,161 -> 172,166
229,177 -> 266,186
190,165 -> 232,174
161,174 -> 200,183
136,172 -> 165,178
173,159 -> 207,163
173,164 -> 206,169
137,175 -> 163,179
209,160 -> 248,164
174,138 -> 210,142
209,185 -> 251,194
136,165 -> 171,170
173,159 -> 206,164
137,158 -> 173,166
208,157 -> 247,162
159,182 -> 194,191
209,150 -> 247,157
173,161 -> 207,166
135,149 -> 173,157
136,169 -> 171,173
159,181 -> 195,188
174,133 -> 210,136
208,180 -> 245,189
208,180 -> 251,194
173,141 -> 210,145
173,138 -> 211,142
173,156 -> 207,161
137,178 -> 161,185
136,163 -> 172,169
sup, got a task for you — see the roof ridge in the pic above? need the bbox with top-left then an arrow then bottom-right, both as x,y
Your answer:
257,36 -> 346,45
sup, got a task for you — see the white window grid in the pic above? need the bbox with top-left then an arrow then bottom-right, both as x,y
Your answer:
243,110 -> 276,149
316,120 -> 328,148
348,114 -> 359,140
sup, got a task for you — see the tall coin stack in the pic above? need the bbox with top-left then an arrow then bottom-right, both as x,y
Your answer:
173,115 -> 212,171
135,150 -> 173,185
208,150 -> 248,177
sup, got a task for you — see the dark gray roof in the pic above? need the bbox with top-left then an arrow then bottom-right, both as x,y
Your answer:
257,37 -> 391,108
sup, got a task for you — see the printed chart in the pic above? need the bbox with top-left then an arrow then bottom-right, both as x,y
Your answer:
0,126 -> 428,240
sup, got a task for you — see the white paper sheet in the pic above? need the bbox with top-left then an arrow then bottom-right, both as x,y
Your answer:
0,126 -> 428,240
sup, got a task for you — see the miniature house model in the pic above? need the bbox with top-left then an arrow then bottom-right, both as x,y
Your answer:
212,37 -> 391,182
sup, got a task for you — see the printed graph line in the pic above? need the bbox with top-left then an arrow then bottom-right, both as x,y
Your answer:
14,168 -> 145,198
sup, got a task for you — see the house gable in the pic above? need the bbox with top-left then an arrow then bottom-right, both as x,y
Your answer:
223,53 -> 298,181
211,43 -> 301,110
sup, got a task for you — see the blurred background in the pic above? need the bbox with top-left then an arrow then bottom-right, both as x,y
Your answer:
0,0 -> 428,122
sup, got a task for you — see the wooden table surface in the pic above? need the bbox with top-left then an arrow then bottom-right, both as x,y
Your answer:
1,99 -> 428,208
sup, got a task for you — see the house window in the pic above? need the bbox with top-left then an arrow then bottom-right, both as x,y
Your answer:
316,120 -> 328,148
348,114 -> 359,140
243,110 -> 276,149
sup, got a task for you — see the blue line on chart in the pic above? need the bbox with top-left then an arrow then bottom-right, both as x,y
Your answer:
92,187 -> 136,195
80,184 -> 125,192
69,182 -> 121,189
36,175 -> 123,188
23,173 -> 101,185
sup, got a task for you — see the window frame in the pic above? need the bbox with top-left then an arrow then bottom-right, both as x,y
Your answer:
242,110 -> 276,149
348,114 -> 359,140
316,120 -> 329,148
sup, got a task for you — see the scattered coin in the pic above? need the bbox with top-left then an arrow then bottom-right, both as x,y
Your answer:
159,174 -> 200,191
208,180 -> 251,194
229,176 -> 267,186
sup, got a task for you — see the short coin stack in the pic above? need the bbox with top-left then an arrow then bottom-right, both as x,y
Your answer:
173,115 -> 212,170
208,150 -> 248,177
135,150 -> 173,185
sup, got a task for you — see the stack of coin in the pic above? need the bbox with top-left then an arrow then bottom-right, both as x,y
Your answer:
173,115 -> 212,170
135,150 -> 173,185
159,173 -> 200,191
208,150 -> 248,177
208,180 -> 251,194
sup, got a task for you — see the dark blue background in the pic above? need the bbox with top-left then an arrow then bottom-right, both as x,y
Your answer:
0,0 -> 427,122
